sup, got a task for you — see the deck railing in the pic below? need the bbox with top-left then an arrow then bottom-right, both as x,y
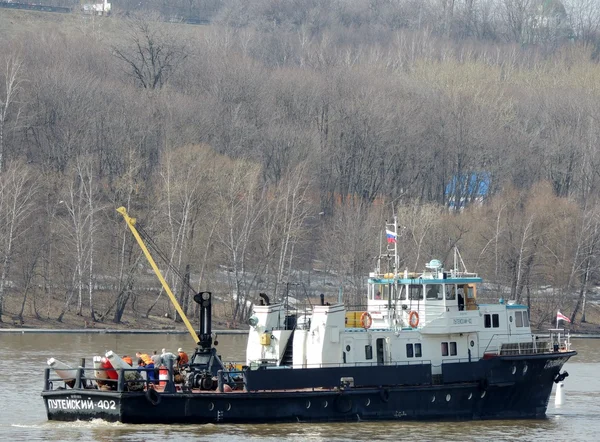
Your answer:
43,358 -> 177,393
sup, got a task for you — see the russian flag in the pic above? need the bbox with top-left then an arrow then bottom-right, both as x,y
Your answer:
386,229 -> 397,244
557,311 -> 571,323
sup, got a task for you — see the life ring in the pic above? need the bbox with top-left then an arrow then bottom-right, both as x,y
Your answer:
145,387 -> 161,406
360,312 -> 373,329
409,311 -> 419,328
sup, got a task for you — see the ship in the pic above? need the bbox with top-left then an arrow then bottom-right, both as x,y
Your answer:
41,209 -> 575,423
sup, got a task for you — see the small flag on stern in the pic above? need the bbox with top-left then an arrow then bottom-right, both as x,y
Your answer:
557,311 -> 571,323
386,229 -> 397,244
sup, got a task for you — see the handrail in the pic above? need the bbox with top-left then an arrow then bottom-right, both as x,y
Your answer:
117,207 -> 200,345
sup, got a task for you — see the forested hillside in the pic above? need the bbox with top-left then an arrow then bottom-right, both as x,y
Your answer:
1,1 -> 599,330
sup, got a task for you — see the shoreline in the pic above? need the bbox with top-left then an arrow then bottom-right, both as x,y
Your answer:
1,328 -> 599,338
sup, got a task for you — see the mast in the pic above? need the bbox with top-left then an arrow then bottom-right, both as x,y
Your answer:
385,215 -> 399,329
117,207 -> 201,345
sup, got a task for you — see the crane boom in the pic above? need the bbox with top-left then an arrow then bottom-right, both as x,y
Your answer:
117,207 -> 200,344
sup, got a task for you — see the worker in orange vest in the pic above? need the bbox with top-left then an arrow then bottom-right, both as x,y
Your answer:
135,352 -> 155,381
177,348 -> 189,367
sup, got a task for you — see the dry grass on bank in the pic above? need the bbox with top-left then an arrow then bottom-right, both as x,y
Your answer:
0,289 -> 237,331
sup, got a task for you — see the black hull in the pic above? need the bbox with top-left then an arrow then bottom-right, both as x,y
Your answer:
42,352 -> 574,424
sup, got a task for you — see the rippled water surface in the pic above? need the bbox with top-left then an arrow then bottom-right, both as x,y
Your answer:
1,333 -> 597,441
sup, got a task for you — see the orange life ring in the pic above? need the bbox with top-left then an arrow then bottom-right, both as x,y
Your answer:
360,312 -> 373,329
409,311 -> 419,328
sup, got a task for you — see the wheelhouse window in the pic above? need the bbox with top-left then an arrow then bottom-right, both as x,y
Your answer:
397,284 -> 406,301
441,342 -> 449,356
484,314 -> 491,328
426,285 -> 442,300
406,344 -> 414,358
492,314 -> 499,328
446,285 -> 456,300
409,285 -> 423,300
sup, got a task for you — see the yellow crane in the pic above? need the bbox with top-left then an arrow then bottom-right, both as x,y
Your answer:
117,207 -> 200,345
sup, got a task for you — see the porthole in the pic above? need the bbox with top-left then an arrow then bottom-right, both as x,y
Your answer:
470,340 -> 475,347
481,391 -> 486,398
323,400 -> 328,408
523,364 -> 528,375
208,402 -> 214,411
512,366 -> 517,375
306,400 -> 311,409
431,395 -> 436,403
509,316 -> 513,322
346,345 -> 351,351
365,398 -> 371,407
226,403 -> 231,411
446,394 -> 451,402
468,393 -> 472,400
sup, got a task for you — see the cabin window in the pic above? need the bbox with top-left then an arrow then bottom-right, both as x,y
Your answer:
365,345 -> 373,360
426,285 -> 441,300
409,285 -> 423,300
449,342 -> 457,356
406,343 -> 422,358
441,342 -> 449,356
492,314 -> 499,328
515,311 -> 523,327
484,314 -> 500,328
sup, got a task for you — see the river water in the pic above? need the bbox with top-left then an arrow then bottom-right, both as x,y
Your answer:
0,333 -> 597,441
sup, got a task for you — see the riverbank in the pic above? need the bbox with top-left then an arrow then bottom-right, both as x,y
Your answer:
2,328 -> 599,338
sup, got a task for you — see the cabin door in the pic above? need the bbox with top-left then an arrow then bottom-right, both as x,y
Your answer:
343,338 -> 354,364
467,333 -> 478,361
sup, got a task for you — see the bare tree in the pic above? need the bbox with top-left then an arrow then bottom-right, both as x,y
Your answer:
56,155 -> 102,321
0,55 -> 24,171
112,14 -> 189,89
0,162 -> 39,322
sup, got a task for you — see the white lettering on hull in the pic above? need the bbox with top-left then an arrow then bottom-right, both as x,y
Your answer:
47,398 -> 117,411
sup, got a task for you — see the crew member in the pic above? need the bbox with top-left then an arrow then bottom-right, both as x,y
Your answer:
151,350 -> 161,379
136,351 -> 155,381
177,348 -> 189,367
122,355 -> 133,366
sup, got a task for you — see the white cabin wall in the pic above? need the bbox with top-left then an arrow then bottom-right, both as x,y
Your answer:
246,303 -> 286,365
292,330 -> 308,368
306,304 -> 345,367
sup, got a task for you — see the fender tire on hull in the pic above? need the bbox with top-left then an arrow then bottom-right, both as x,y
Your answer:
146,388 -> 161,406
380,388 -> 390,403
335,395 -> 353,413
